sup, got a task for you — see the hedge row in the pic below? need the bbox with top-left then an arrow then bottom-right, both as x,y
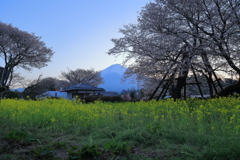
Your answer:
84,96 -> 123,103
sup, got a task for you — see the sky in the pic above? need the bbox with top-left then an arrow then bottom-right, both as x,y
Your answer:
1,0 -> 150,81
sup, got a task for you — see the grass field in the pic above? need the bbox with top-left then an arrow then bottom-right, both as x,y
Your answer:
0,97 -> 240,159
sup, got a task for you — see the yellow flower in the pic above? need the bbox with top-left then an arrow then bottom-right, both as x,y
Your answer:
51,118 -> 56,123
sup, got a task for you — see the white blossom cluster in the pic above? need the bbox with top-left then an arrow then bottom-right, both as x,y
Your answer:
108,0 -> 240,97
0,22 -> 54,88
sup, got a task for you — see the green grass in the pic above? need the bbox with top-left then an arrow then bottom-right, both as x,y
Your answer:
0,98 -> 240,159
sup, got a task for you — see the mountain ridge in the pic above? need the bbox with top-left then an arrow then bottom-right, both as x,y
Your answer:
99,64 -> 138,93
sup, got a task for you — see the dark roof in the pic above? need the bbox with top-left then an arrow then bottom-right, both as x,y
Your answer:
61,83 -> 102,92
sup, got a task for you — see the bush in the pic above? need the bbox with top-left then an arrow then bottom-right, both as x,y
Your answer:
99,96 -> 111,102
84,96 -> 123,103
84,96 -> 100,103
109,96 -> 123,102
91,96 -> 100,102
4,90 -> 20,99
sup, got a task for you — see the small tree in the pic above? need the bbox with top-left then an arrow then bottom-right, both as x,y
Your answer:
22,75 -> 45,99
22,76 -> 70,99
40,77 -> 57,91
55,79 -> 71,90
61,68 -> 104,86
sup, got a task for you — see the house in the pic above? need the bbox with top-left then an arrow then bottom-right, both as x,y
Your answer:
61,83 -> 103,99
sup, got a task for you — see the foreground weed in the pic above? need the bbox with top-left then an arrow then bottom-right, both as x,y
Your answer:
52,140 -> 67,149
31,145 -> 56,160
104,141 -> 131,156
0,154 -> 14,160
146,122 -> 164,136
202,138 -> 240,160
4,129 -> 41,145
68,144 -> 102,160
179,145 -> 201,159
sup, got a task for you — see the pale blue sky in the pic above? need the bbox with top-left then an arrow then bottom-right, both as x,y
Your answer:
1,0 -> 150,80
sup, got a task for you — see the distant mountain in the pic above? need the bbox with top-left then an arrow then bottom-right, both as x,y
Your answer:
10,88 -> 25,92
99,64 -> 138,93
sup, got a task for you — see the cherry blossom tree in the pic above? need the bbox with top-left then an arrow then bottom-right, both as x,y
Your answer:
108,4 -> 197,99
108,0 -> 240,98
163,0 -> 240,96
0,22 -> 54,94
60,68 -> 104,87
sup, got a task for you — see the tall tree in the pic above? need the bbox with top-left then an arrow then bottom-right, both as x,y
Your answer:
108,12 -> 193,99
0,22 -> 54,94
108,0 -> 240,98
61,68 -> 104,87
162,0 -> 240,95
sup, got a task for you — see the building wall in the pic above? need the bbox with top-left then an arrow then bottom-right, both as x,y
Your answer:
67,92 -> 72,99
66,90 -> 97,99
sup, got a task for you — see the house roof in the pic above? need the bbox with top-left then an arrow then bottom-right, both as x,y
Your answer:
61,83 -> 102,92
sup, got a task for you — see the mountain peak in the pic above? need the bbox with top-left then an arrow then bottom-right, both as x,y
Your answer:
103,64 -> 125,71
99,64 -> 137,93
101,64 -> 126,77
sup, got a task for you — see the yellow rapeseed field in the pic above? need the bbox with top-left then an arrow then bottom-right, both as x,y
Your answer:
1,97 -> 240,136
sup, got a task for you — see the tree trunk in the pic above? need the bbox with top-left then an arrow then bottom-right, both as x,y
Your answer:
223,54 -> 240,75
173,76 -> 187,99
173,49 -> 189,100
0,67 -> 12,96
218,81 -> 240,96
149,53 -> 181,100
205,76 -> 214,97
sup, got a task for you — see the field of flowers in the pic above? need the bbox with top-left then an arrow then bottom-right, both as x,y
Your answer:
1,97 -> 240,159
1,97 -> 240,136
